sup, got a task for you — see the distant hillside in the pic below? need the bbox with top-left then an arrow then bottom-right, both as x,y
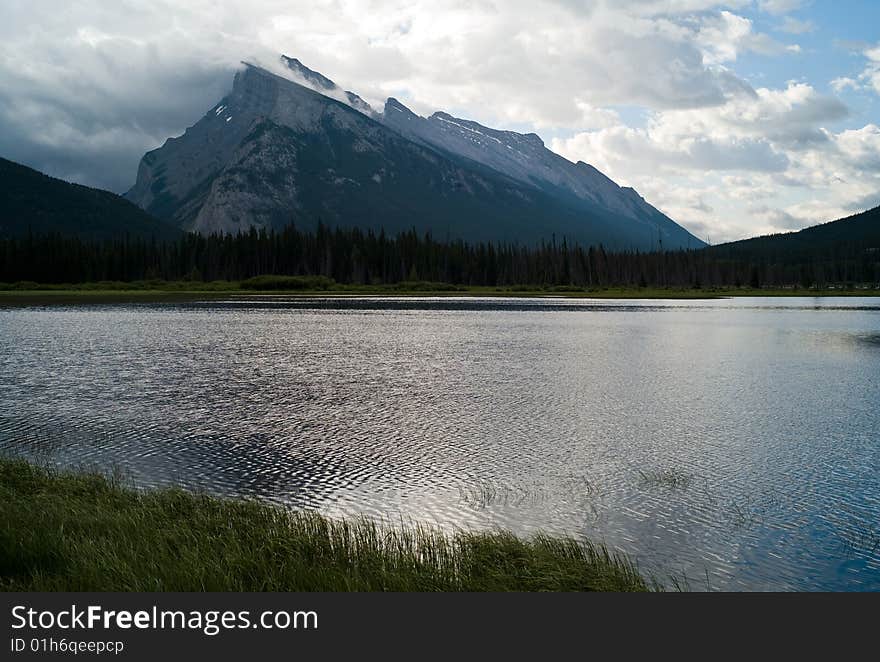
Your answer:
710,205 -> 880,261
705,205 -> 879,287
0,157 -> 180,240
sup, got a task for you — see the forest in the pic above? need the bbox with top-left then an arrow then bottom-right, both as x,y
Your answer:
2,221 -> 879,289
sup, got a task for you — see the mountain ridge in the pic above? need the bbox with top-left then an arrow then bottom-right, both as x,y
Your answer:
378,98 -> 690,243
711,204 -> 880,260
125,56 -> 705,250
0,156 -> 180,241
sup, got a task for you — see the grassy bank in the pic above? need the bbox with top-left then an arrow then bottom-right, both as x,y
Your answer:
0,458 -> 650,592
1,278 -> 878,306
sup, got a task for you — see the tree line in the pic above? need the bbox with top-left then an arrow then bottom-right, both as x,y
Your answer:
2,223 -> 878,288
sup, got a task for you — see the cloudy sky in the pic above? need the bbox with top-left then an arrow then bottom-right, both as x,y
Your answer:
1,1 -> 878,242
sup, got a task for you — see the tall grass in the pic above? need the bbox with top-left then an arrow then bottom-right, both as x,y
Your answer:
0,458 -> 649,592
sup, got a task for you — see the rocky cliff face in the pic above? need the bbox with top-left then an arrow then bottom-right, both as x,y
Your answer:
126,57 -> 704,249
127,64 -> 381,234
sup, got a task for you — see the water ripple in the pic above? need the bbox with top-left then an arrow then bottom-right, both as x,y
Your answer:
1,296 -> 879,590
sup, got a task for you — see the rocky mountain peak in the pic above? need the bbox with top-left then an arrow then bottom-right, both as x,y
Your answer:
384,97 -> 418,117
126,57 -> 705,250
281,55 -> 336,91
280,55 -> 373,115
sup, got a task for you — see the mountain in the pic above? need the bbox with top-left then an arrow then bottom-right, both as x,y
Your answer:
281,56 -> 374,115
379,100 -> 698,249
126,56 -> 704,250
710,205 -> 880,261
0,157 -> 180,240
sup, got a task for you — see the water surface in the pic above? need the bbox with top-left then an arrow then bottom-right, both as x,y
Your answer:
2,296 -> 878,590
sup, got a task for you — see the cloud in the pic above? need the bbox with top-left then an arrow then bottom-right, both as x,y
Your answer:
863,45 -> 880,94
747,204 -> 806,230
550,81 -> 878,243
757,0 -> 809,15
0,0 -> 875,245
831,77 -> 860,93
835,124 -> 880,171
780,17 -> 815,34
830,43 -> 880,97
696,11 -> 801,64
0,1 -> 276,190
553,126 -> 789,175
553,82 -> 848,170
574,101 -> 621,130
0,0 -> 787,193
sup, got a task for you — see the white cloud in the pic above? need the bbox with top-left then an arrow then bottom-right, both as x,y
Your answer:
831,77 -> 860,93
551,82 -> 878,242
553,126 -> 789,176
747,205 -> 805,230
863,46 -> 880,94
780,17 -> 815,34
574,101 -> 621,130
694,10 -> 802,65
835,124 -> 880,171
757,0 -> 809,15
828,44 -> 880,98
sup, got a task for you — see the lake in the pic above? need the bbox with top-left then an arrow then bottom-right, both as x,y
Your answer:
1,296 -> 879,590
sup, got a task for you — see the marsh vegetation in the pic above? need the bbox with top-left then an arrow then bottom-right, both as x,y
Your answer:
0,458 -> 649,592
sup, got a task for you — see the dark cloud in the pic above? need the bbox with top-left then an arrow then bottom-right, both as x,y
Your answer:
0,65 -> 236,191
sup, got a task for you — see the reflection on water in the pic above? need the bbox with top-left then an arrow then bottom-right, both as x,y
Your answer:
1,296 -> 879,591
855,332 -> 880,347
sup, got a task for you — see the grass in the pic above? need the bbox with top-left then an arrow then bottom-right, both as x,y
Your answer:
1,279 -> 878,306
0,458 -> 650,592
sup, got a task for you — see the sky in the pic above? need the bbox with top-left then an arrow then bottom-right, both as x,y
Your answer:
0,1 -> 878,243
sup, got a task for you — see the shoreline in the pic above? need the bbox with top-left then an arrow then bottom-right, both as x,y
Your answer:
0,457 -> 651,592
2,285 -> 879,306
